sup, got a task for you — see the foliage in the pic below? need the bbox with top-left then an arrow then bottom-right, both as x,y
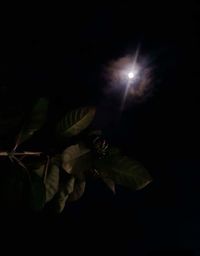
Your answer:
14,98 -> 49,150
56,107 -> 96,139
0,98 -> 152,213
94,147 -> 152,190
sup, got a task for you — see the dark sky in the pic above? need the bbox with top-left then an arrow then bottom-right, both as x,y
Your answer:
0,2 -> 200,255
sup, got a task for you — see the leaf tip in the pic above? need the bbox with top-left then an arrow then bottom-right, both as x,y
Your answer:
136,178 -> 153,190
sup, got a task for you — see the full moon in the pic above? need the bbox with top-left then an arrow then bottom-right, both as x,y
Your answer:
128,72 -> 134,79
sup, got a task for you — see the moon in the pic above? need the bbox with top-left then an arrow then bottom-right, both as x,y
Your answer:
128,72 -> 134,79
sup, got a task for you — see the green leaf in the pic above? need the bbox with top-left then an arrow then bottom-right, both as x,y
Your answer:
94,147 -> 152,190
68,179 -> 86,202
56,106 -> 96,138
55,176 -> 75,213
62,144 -> 92,179
14,98 -> 49,149
30,172 -> 45,211
45,164 -> 60,203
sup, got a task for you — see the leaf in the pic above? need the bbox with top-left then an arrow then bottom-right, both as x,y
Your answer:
62,144 -> 91,175
55,176 -> 75,213
56,106 -> 96,138
14,98 -> 49,149
68,179 -> 86,202
94,147 -> 152,190
101,177 -> 115,194
45,164 -> 60,203
61,143 -> 92,180
29,172 -> 45,211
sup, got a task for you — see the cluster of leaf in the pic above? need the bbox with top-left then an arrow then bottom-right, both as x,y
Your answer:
0,98 -> 152,213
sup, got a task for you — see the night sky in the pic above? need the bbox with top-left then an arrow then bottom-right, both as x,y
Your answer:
0,3 -> 200,255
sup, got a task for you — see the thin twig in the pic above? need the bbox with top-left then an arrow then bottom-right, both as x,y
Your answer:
1,150 -> 44,182
13,144 -> 18,152
9,155 -> 14,163
12,156 -> 31,181
12,152 -> 42,156
0,152 -> 8,156
0,151 -> 42,157
12,156 -> 27,170
43,155 -> 50,183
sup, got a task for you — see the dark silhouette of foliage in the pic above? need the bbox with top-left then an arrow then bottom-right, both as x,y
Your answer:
0,98 -> 152,212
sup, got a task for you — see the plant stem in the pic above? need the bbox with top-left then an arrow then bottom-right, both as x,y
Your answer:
43,155 -> 50,183
0,152 -> 8,156
0,151 -> 42,156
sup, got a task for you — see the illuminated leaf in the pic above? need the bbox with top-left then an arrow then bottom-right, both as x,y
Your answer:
45,164 -> 60,203
62,144 -> 92,179
94,147 -> 152,190
56,107 -> 96,138
55,176 -> 75,213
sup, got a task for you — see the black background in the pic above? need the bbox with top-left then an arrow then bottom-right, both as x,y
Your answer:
0,2 -> 200,255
